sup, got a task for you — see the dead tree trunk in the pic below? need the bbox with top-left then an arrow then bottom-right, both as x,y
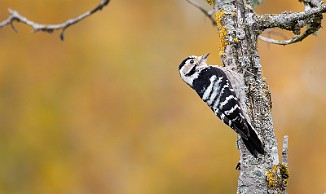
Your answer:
213,1 -> 280,193
208,0 -> 324,193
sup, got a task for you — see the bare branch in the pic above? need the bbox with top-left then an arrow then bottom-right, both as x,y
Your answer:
185,0 -> 217,26
281,135 -> 289,194
257,1 -> 323,45
187,0 -> 323,46
258,29 -> 314,45
282,135 -> 289,166
299,0 -> 322,9
0,0 -> 110,40
257,4 -> 326,31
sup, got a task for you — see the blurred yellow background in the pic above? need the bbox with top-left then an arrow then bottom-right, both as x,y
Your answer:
0,0 -> 325,193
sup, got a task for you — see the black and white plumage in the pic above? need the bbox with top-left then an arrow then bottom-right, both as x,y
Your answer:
179,53 -> 264,157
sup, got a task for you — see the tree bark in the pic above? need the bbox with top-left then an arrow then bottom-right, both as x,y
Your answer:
213,1 -> 279,193
209,0 -> 325,192
209,0 -> 326,192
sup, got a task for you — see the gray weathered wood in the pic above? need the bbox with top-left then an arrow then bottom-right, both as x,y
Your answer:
211,0 -> 325,193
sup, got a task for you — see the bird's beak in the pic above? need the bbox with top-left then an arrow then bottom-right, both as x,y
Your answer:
199,53 -> 210,63
202,53 -> 210,60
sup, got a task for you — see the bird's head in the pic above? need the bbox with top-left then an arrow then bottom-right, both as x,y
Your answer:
178,53 -> 210,86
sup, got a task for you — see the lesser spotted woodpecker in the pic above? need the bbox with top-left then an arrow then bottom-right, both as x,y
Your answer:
179,53 -> 264,157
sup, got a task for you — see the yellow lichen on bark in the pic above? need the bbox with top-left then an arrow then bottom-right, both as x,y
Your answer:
279,163 -> 289,186
206,0 -> 215,6
215,10 -> 227,55
266,165 -> 279,188
266,164 -> 289,193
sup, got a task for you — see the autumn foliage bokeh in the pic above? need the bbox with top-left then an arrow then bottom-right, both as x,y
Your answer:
0,0 -> 326,193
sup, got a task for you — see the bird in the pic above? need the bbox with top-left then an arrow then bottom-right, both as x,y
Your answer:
178,53 -> 264,157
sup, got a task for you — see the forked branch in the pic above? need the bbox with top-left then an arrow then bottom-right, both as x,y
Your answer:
186,0 -> 326,45
257,1 -> 324,44
0,0 -> 110,40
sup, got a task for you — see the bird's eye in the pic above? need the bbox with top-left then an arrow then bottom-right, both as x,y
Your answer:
190,59 -> 194,64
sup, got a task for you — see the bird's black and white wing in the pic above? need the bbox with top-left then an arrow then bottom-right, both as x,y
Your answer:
192,66 -> 264,157
178,54 -> 264,157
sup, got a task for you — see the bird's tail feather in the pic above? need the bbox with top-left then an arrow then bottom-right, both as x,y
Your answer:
241,123 -> 264,158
